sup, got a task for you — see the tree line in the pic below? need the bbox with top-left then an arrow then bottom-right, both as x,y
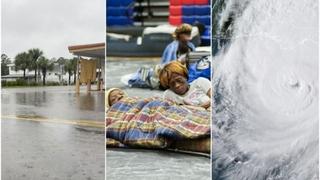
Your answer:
1,48 -> 78,85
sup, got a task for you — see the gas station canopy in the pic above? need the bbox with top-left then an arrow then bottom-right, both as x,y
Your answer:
68,43 -> 105,58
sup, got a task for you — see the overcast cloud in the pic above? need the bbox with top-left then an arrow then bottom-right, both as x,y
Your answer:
1,0 -> 105,60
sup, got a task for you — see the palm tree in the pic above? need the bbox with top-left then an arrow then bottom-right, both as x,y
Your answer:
57,57 -> 67,84
64,60 -> 71,85
57,57 -> 66,65
64,59 -> 77,85
71,57 -> 78,84
1,54 -> 11,76
14,52 -> 31,79
38,56 -> 54,85
28,48 -> 43,82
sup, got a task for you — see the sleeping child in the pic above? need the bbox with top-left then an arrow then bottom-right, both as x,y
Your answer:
105,88 -> 128,109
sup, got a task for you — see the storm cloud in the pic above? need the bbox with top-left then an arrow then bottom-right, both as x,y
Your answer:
1,0 -> 105,59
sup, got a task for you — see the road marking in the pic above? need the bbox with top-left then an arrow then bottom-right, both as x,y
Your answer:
1,115 -> 105,128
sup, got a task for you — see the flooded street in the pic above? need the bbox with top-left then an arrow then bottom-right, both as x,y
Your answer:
2,86 -> 104,121
106,59 -> 211,179
1,86 -> 105,180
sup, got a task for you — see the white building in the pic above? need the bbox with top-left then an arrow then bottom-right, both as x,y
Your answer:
2,64 -> 35,82
2,63 -> 75,84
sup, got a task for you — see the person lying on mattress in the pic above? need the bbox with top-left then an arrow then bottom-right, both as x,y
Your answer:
159,61 -> 211,109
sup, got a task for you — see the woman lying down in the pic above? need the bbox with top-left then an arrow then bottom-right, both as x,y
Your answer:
106,62 -> 211,154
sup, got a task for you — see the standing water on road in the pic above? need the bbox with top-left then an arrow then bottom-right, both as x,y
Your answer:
212,0 -> 318,179
1,86 -> 105,180
2,86 -> 104,121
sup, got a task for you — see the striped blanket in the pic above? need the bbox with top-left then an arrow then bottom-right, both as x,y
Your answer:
106,96 -> 210,152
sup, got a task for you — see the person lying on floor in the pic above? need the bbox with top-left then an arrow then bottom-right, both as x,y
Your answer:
126,24 -> 195,89
159,61 -> 211,109
105,88 -> 128,109
105,88 -> 210,153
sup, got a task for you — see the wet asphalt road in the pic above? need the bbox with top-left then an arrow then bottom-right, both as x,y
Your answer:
1,86 -> 105,180
106,59 -> 211,180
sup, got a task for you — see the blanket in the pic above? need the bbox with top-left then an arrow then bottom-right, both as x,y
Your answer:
106,97 -> 210,152
161,41 -> 195,65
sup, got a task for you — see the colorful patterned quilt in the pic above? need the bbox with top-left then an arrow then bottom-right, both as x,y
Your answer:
106,97 -> 210,152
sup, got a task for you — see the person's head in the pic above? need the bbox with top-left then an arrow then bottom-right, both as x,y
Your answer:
106,88 -> 127,108
173,24 -> 192,43
159,61 -> 189,95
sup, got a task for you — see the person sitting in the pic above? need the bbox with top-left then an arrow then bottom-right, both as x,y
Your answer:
161,24 -> 195,65
159,61 -> 211,109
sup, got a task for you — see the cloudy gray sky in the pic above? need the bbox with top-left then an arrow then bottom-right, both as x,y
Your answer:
1,0 -> 105,60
